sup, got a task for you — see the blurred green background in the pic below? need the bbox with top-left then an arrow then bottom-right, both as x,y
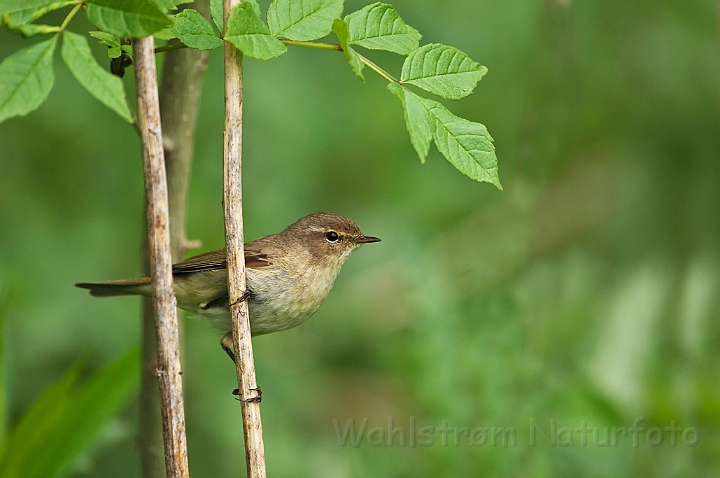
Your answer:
1,0 -> 719,476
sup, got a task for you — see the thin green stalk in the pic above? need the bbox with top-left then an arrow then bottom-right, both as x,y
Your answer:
280,39 -> 399,83
354,51 -> 398,83
58,3 -> 82,32
280,39 -> 341,51
154,38 -> 399,83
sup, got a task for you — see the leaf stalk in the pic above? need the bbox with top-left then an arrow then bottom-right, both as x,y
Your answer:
280,39 -> 399,83
59,3 -> 83,33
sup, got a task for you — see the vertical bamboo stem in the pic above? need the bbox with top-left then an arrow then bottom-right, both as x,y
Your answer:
222,0 -> 266,476
134,35 -> 191,478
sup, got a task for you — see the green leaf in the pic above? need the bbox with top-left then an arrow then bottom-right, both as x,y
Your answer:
332,18 -> 363,80
89,30 -> 121,48
245,0 -> 261,19
61,31 -> 133,123
267,0 -> 342,41
0,0 -> 58,16
0,348 -> 139,478
0,356 -> 83,478
388,83 -> 432,162
32,349 -> 138,478
211,0 -> 260,32
85,0 -> 172,38
224,2 -> 286,60
153,25 -> 175,40
120,44 -> 133,58
173,8 -> 222,50
346,2 -> 420,55
210,0 -> 222,31
401,43 -> 488,100
8,23 -> 60,37
0,37 -> 57,123
153,0 -> 177,12
2,0 -> 73,37
107,45 -> 122,58
420,96 -> 501,188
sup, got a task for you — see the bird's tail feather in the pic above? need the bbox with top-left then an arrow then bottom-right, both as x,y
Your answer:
75,278 -> 152,297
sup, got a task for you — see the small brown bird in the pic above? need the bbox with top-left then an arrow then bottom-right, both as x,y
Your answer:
76,213 -> 380,362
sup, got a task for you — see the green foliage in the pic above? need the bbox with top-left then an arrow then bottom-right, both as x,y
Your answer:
387,82 -> 431,162
224,2 -> 286,60
173,9 -> 223,51
153,24 -> 175,40
401,43 -> 487,100
0,0 -> 60,16
267,0 -> 343,41
206,0 -> 497,184
88,31 -> 124,58
332,18 -> 364,80
5,22 -> 59,38
152,0 -> 177,13
245,0 -> 262,19
0,0 -> 499,184
0,358 -> 82,478
1,0 -> 73,26
1,0 -> 71,37
0,348 -> 139,478
210,0 -> 224,32
388,83 -> 499,187
88,29 -> 121,55
61,31 -> 133,122
88,30 -> 133,59
421,96 -> 499,188
88,30 -> 119,47
85,0 -> 171,38
345,2 -> 421,55
0,37 -> 56,123
223,0 -> 498,185
210,0 -> 262,36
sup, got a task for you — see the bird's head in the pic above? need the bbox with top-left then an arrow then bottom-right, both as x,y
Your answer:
282,212 -> 381,266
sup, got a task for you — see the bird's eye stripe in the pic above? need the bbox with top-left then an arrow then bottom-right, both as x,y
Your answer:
325,231 -> 339,242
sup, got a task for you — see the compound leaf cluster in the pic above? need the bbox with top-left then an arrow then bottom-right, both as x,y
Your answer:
217,0 -> 500,187
0,0 -> 500,187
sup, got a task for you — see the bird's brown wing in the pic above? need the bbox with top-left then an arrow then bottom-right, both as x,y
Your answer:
172,248 -> 226,274
245,245 -> 272,269
172,246 -> 271,275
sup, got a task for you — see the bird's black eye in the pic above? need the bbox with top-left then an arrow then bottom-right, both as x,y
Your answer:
325,231 -> 339,242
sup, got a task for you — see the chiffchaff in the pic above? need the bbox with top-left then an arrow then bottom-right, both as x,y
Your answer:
76,212 -> 380,362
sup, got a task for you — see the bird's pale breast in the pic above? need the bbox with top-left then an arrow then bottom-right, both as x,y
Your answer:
195,258 -> 343,336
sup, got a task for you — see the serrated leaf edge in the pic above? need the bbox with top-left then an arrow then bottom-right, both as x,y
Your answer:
423,98 -> 501,188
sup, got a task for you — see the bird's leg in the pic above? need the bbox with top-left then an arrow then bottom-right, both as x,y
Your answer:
222,332 -> 239,397
221,289 -> 251,360
221,290 -> 256,398
222,332 -> 262,401
220,332 -> 236,364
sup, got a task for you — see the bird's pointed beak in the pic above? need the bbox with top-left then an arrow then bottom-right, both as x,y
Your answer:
354,235 -> 381,244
